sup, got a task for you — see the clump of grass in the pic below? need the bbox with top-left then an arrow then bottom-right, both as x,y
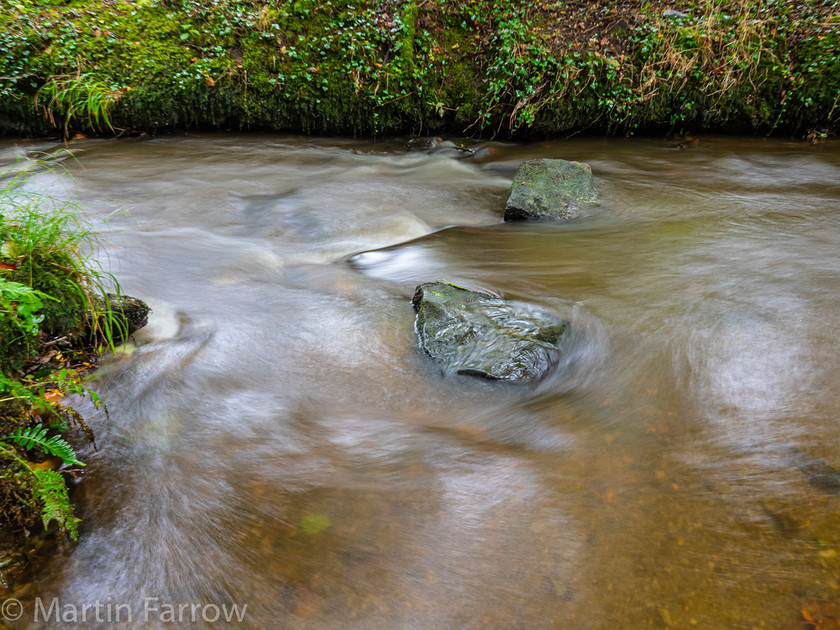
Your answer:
628,0 -> 783,130
0,159 -> 121,347
36,71 -> 124,138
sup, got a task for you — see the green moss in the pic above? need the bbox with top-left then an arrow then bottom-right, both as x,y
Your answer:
9,265 -> 86,337
0,449 -> 39,533
0,0 -> 838,137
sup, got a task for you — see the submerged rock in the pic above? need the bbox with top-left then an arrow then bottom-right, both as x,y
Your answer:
504,158 -> 596,221
406,136 -> 450,152
788,447 -> 840,494
405,136 -> 484,159
412,282 -> 568,381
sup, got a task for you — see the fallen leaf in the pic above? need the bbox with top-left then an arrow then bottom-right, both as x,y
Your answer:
802,600 -> 840,629
44,389 -> 64,405
26,459 -> 58,472
301,513 -> 331,534
205,76 -> 216,87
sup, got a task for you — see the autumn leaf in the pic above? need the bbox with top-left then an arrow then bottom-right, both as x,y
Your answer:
43,389 -> 65,405
802,600 -> 840,629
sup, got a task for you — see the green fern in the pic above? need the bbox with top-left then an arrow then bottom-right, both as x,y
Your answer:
30,468 -> 79,540
0,445 -> 80,540
6,425 -> 85,467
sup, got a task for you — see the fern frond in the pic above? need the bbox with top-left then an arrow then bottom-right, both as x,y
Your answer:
10,424 -> 48,449
8,424 -> 85,467
31,468 -> 79,540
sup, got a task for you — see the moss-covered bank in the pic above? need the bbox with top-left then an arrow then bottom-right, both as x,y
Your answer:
0,161 -> 148,589
0,0 -> 837,138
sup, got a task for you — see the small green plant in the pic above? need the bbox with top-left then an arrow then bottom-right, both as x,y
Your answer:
0,279 -> 49,336
36,71 -> 124,137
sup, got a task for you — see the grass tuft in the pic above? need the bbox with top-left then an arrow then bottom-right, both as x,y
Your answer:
36,71 -> 124,139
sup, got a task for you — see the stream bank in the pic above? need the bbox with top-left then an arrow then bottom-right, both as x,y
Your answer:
0,0 -> 838,139
0,160 -> 148,592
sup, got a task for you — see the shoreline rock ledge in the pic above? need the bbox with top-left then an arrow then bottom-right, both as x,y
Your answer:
504,158 -> 597,221
412,282 -> 569,381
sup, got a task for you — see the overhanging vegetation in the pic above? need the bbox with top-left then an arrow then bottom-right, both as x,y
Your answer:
0,0 -> 837,138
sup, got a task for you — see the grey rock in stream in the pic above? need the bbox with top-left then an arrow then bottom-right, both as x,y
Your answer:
504,158 -> 597,221
412,282 -> 568,381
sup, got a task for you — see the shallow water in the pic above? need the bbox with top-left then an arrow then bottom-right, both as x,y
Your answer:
2,134 -> 840,629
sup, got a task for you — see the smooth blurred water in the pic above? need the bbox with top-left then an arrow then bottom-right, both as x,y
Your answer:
2,134 -> 840,629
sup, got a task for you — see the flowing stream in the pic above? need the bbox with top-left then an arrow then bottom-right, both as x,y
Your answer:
2,134 -> 840,629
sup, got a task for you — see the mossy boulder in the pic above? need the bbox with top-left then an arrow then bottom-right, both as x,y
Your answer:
504,159 -> 597,221
412,282 -> 568,381
90,294 -> 150,344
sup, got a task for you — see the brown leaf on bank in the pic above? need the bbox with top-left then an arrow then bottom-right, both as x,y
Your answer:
26,457 -> 61,472
0,262 -> 18,271
802,600 -> 840,629
43,388 -> 64,405
205,76 -> 216,87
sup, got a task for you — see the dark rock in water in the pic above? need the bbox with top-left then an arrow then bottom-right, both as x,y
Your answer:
504,158 -> 596,221
405,136 -> 483,159
405,136 -> 452,152
412,282 -> 568,381
90,293 -> 150,343
788,447 -> 840,494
